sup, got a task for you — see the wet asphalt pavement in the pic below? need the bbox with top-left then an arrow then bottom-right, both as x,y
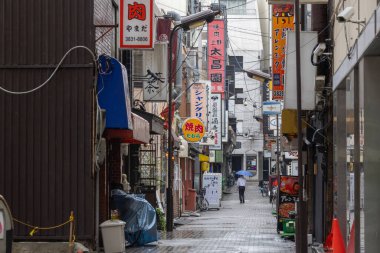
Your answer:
128,181 -> 295,253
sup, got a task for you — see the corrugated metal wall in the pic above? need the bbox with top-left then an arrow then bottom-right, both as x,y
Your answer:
0,0 -> 95,241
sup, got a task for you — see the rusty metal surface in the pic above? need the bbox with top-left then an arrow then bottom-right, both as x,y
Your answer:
0,0 -> 95,242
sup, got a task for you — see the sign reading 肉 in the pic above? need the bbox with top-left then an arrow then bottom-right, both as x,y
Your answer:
208,20 -> 225,94
272,4 -> 294,100
120,0 -> 153,49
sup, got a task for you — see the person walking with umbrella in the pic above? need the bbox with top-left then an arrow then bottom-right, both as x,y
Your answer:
235,170 -> 253,203
237,175 -> 246,203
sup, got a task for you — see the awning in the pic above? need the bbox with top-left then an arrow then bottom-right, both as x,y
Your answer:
132,108 -> 164,135
97,55 -> 133,130
104,113 -> 150,144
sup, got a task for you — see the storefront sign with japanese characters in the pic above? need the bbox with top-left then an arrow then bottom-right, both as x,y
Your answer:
190,81 -> 209,124
182,118 -> 205,143
278,176 -> 299,222
207,20 -> 225,94
120,0 -> 153,49
272,4 -> 294,100
209,94 -> 222,150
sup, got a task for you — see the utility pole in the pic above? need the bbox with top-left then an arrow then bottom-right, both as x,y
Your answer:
294,0 -> 308,252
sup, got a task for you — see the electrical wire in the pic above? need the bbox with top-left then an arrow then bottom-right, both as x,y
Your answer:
228,37 -> 258,103
0,46 -> 96,95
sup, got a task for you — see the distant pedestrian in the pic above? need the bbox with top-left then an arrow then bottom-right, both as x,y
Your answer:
237,175 -> 246,203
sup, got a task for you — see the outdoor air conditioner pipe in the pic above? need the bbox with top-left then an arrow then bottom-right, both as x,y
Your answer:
167,11 -> 183,96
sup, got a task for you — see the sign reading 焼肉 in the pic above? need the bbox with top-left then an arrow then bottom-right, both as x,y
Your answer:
272,4 -> 294,100
120,0 -> 153,49
182,118 -> 205,143
208,20 -> 225,94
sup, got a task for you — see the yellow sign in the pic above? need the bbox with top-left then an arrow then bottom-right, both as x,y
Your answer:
182,118 -> 205,143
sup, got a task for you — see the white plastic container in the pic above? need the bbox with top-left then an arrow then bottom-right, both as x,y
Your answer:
100,220 -> 126,253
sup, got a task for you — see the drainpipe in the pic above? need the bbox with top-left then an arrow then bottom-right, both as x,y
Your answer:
167,11 -> 183,97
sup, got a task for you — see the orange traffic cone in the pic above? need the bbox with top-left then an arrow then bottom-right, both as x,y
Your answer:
325,218 -> 346,253
347,222 -> 355,253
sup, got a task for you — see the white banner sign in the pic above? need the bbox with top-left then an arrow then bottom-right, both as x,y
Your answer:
120,0 -> 154,49
191,81 -> 209,124
142,44 -> 168,101
209,94 -> 222,150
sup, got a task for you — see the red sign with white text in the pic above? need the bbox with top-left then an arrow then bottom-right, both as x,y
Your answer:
208,20 -> 225,94
120,0 -> 153,49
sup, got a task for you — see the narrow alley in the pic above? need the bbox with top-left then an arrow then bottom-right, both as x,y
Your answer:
129,182 -> 295,253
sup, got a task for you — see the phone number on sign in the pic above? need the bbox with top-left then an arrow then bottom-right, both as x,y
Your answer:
125,36 -> 148,42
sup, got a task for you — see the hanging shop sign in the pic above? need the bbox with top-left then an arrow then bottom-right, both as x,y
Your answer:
190,81 -> 209,124
182,118 -> 205,143
120,0 -> 154,49
263,101 -> 282,115
209,94 -> 222,150
142,44 -> 168,101
272,4 -> 294,100
208,19 -> 225,94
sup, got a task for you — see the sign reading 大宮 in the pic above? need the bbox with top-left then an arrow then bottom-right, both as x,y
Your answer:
208,20 -> 225,94
120,0 -> 153,49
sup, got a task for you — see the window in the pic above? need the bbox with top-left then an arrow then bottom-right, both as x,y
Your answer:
221,0 -> 247,15
229,55 -> 244,72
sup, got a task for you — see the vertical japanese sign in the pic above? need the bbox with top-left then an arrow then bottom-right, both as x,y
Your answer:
278,176 -> 299,222
120,0 -> 153,49
142,44 -> 168,101
209,94 -> 222,150
190,81 -> 209,124
208,20 -> 225,94
272,4 -> 294,100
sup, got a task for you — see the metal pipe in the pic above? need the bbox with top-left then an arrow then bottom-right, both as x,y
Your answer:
166,24 -> 182,232
354,67 -> 360,253
294,0 -> 308,252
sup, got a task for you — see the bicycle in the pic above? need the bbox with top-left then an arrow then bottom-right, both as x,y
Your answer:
196,187 -> 209,212
259,181 -> 269,197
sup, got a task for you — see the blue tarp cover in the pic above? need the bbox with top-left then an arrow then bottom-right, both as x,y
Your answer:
111,189 -> 158,246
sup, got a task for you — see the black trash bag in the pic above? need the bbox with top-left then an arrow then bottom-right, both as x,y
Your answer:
111,189 -> 158,246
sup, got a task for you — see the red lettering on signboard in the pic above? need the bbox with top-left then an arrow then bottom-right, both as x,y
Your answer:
195,124 -> 204,133
185,122 -> 194,131
128,2 -> 146,21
